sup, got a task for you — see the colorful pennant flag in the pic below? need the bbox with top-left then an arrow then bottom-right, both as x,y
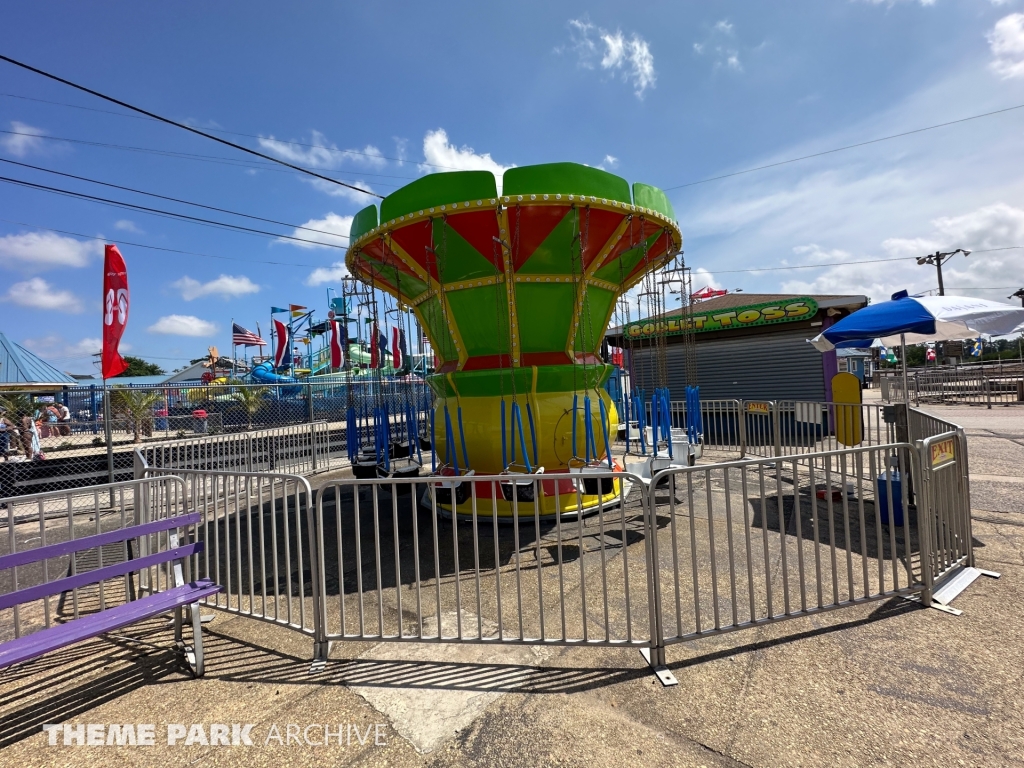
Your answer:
290,304 -> 307,318
271,306 -> 288,314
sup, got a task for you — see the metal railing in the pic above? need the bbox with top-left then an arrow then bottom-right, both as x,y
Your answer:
0,476 -> 188,642
655,399 -> 891,460
140,421 -> 331,476
649,443 -> 922,646
6,432 -> 975,681
883,369 -> 1024,407
313,472 -> 653,650
0,382 -> 433,503
141,466 -> 320,642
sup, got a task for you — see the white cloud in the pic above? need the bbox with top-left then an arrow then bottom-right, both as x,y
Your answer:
305,261 -> 349,286
691,267 -> 723,291
988,14 -> 1024,79
931,202 -> 1024,249
561,19 -> 657,98
172,274 -> 260,301
596,154 -> 619,171
114,219 -> 143,234
0,121 -> 48,157
693,19 -> 743,72
148,315 -> 217,337
2,277 -> 84,312
278,213 -> 353,250
0,231 -> 98,270
257,130 -> 387,170
420,129 -> 514,191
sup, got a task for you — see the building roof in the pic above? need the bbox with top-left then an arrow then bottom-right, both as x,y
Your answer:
0,332 -> 78,389
608,292 -> 869,335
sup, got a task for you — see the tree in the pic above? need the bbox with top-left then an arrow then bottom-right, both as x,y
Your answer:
229,383 -> 268,430
109,387 -> 162,443
115,356 -> 165,377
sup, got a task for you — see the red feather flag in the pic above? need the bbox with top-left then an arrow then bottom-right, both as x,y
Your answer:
273,318 -> 290,368
101,244 -> 129,379
391,326 -> 403,370
330,320 -> 345,368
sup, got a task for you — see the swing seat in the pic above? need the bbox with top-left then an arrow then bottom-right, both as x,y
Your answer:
418,436 -> 432,451
499,466 -> 544,503
570,464 -> 616,496
433,468 -> 475,505
377,459 -> 420,493
352,457 -> 380,480
389,440 -> 412,459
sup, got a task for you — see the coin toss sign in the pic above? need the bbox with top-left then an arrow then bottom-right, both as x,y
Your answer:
624,298 -> 818,338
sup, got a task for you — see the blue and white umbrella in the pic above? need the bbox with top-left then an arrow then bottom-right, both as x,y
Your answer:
810,292 -> 1024,352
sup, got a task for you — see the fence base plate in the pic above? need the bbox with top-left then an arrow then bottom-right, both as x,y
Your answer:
639,648 -> 678,687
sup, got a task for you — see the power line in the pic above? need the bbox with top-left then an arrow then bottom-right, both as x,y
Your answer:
707,246 -> 1023,275
0,174 -> 349,249
0,128 -> 406,187
0,53 -> 385,198
663,102 -> 1024,191
0,216 -> 325,268
0,90 -> 457,172
0,157 -> 350,241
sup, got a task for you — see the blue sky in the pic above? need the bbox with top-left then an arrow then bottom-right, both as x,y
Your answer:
2,1 -> 1024,373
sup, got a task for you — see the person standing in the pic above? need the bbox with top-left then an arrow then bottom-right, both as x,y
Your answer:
56,401 -> 72,436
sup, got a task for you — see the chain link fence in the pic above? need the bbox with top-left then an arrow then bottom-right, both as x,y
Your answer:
0,380 -> 434,503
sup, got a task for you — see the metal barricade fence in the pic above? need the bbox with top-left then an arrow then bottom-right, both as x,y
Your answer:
140,421 -> 331,476
141,466 -> 320,642
1,476 -> 187,642
313,472 -> 655,652
916,430 -> 973,598
664,399 -> 744,455
886,369 -> 1024,407
21,436 -> 965,677
648,442 -> 923,646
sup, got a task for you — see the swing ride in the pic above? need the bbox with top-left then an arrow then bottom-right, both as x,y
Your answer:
344,162 -> 684,517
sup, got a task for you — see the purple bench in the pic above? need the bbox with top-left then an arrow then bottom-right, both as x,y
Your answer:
0,512 -> 221,677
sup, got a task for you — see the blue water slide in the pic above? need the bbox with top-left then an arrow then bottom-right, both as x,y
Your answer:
249,361 -> 302,396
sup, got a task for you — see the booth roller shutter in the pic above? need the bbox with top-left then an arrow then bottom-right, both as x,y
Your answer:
630,326 -> 826,402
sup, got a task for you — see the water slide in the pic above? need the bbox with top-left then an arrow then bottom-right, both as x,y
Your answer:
249,361 -> 302,395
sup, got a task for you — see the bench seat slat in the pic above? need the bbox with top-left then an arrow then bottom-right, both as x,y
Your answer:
0,542 -> 204,613
0,579 -> 221,669
0,513 -> 202,572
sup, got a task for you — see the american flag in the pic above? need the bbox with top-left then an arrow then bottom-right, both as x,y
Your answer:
232,323 -> 266,346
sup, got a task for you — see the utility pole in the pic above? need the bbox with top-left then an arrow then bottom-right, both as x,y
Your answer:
1010,288 -> 1024,307
916,249 -> 970,295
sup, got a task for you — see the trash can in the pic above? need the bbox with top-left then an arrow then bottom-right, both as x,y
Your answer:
876,471 -> 903,526
154,408 -> 168,431
192,409 -> 208,434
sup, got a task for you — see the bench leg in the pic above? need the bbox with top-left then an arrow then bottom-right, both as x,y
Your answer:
190,603 -> 205,678
173,606 -> 183,646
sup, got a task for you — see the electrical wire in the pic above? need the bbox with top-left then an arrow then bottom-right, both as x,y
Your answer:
0,216 -> 324,268
663,102 -> 1024,191
0,128 -> 406,187
708,246 -> 1023,275
0,53 -> 385,198
0,157 -> 351,241
0,90 -> 461,171
0,174 -> 349,249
